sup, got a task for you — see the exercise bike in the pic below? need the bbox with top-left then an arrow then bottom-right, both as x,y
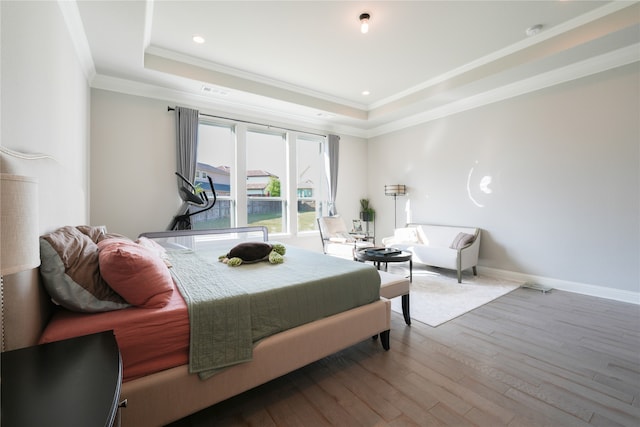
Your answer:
167,172 -> 217,231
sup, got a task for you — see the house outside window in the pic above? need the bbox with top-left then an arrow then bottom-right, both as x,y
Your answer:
296,135 -> 325,232
193,122 -> 234,228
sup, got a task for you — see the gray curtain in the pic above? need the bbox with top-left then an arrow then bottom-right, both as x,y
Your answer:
174,106 -> 199,227
175,106 -> 199,183
326,134 -> 340,216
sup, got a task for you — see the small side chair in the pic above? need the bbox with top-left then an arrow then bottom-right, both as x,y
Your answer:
317,215 -> 374,260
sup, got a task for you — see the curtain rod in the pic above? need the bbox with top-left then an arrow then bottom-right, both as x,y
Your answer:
167,106 -> 327,138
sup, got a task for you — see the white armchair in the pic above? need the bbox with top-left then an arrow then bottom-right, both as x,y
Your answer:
317,216 -> 374,260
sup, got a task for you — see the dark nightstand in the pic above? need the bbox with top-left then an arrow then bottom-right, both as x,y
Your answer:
1,330 -> 122,427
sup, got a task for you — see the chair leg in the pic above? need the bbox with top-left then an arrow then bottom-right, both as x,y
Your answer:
473,266 -> 477,276
457,269 -> 462,283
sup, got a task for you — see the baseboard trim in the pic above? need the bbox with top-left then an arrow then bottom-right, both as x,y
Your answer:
479,267 -> 640,305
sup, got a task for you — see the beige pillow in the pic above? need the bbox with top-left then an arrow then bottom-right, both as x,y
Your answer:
39,226 -> 130,312
450,232 -> 476,249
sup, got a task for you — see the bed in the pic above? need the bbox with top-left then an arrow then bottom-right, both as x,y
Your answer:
0,147 -> 391,427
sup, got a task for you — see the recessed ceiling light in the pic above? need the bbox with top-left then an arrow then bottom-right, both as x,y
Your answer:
192,35 -> 205,44
362,90 -> 370,96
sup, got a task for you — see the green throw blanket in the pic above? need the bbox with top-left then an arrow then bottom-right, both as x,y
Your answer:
168,250 -> 253,378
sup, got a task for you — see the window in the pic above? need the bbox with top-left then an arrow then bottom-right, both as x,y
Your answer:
297,135 -> 326,232
192,122 -> 234,229
246,130 -> 286,234
194,119 -> 328,236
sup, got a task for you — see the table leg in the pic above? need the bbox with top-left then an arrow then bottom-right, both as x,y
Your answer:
405,258 -> 412,325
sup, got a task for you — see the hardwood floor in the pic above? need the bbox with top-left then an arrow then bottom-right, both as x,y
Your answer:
168,288 -> 640,426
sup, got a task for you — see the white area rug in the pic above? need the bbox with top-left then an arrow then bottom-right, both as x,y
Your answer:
387,265 -> 521,327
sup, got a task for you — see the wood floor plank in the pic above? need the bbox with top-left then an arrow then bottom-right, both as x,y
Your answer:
503,387 -> 592,427
306,357 -> 389,426
348,349 -> 444,426
169,289 -> 640,427
324,356 -> 403,422
428,402 -> 476,427
539,381 -> 640,427
289,370 -> 357,427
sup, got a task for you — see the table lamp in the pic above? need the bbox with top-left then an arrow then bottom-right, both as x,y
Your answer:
1,174 -> 40,351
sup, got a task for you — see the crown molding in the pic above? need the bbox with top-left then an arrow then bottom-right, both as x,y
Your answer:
369,1 -> 637,110
65,0 -> 637,139
90,74 -> 369,139
91,41 -> 638,140
366,44 -> 639,138
57,0 -> 95,82
146,46 -> 368,112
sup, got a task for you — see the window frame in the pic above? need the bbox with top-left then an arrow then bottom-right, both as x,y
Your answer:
195,119 -> 327,236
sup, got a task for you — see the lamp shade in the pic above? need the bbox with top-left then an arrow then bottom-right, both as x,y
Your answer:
1,174 -> 40,275
384,184 -> 406,196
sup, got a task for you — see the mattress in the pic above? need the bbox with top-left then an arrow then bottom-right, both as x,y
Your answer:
39,281 -> 190,381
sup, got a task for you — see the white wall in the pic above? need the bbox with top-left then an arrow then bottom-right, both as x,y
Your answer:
1,0 -> 90,230
90,89 -> 370,245
90,90 -> 176,238
369,64 -> 640,298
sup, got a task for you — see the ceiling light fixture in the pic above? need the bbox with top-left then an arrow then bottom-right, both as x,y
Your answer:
362,90 -> 370,96
192,35 -> 205,44
359,13 -> 370,34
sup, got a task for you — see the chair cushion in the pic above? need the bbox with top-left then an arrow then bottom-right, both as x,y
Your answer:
320,215 -> 348,237
329,231 -> 355,243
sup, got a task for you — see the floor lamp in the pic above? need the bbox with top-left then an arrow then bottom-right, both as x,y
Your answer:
384,184 -> 406,229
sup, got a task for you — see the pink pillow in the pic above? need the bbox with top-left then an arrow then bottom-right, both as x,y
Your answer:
136,236 -> 171,267
98,240 -> 173,308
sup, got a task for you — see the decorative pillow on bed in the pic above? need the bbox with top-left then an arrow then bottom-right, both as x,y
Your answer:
136,236 -> 171,267
450,232 -> 476,250
76,224 -> 132,244
39,226 -> 131,313
219,242 -> 286,266
98,240 -> 174,308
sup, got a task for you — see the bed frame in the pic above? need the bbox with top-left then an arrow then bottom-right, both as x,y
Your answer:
0,147 -> 391,426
